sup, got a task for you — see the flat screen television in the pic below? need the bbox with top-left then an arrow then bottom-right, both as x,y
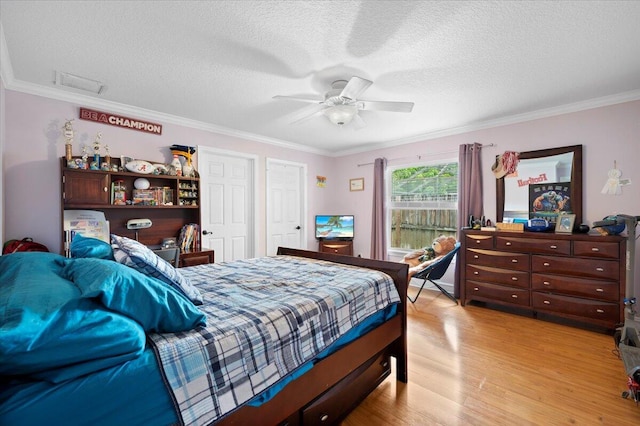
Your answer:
315,215 -> 354,240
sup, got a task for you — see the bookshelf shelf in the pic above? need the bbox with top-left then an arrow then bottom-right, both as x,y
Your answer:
60,157 -> 202,254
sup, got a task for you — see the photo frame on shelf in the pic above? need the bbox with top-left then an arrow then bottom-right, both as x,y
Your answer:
555,214 -> 575,234
350,178 -> 364,192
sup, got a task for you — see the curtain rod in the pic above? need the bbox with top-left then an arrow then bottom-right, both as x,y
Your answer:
357,143 -> 496,167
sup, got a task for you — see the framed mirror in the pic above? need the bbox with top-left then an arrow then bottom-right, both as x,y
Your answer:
496,145 -> 583,226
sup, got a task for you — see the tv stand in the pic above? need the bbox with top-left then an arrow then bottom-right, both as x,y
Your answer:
319,239 -> 353,256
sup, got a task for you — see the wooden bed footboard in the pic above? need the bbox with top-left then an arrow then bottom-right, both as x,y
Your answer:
216,248 -> 408,425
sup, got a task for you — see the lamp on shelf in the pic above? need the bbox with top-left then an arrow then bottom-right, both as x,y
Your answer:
126,218 -> 152,241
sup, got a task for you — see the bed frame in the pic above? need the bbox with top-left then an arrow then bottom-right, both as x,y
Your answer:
217,247 -> 408,425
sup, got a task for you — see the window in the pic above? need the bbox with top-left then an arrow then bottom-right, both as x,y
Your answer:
388,161 -> 458,250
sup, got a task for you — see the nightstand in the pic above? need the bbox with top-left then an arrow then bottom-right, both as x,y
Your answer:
178,250 -> 215,267
318,240 -> 353,256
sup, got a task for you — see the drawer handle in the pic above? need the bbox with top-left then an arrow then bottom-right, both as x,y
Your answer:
543,300 -> 551,305
511,259 -> 518,263
505,242 -> 512,246
511,277 -> 518,281
543,262 -> 550,267
549,245 -> 557,249
320,414 -> 329,422
591,247 -> 600,252
475,240 -> 481,244
474,255 -> 479,259
543,281 -> 551,286
596,309 -> 604,314
596,288 -> 604,292
474,271 -> 479,275
511,294 -> 518,298
473,287 -> 479,291
596,267 -> 604,272
381,361 -> 389,368
103,187 -> 108,192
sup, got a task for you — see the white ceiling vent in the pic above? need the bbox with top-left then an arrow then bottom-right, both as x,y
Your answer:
54,71 -> 106,94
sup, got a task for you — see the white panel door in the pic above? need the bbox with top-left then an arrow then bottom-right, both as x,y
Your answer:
266,158 -> 306,256
199,147 -> 256,262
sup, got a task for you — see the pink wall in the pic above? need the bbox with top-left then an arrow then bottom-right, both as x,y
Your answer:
2,90 -> 332,255
334,100 -> 640,296
3,90 -> 639,297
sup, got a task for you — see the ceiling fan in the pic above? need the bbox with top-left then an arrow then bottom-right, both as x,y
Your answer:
273,76 -> 414,127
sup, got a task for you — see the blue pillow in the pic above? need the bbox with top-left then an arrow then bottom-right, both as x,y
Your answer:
110,234 -> 203,305
61,257 -> 206,332
70,233 -> 114,260
0,252 -> 145,383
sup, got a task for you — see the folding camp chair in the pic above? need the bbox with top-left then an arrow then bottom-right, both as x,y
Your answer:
407,242 -> 460,304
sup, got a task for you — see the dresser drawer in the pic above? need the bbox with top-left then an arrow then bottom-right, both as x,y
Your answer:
496,236 -> 571,255
466,280 -> 530,306
302,350 -> 390,425
532,255 -> 619,280
179,250 -> 215,267
532,292 -> 620,324
466,249 -> 529,271
466,264 -> 529,288
531,273 -> 619,302
573,241 -> 620,259
319,241 -> 353,256
464,233 -> 494,249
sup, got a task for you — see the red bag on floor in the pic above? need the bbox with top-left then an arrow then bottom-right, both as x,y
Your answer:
2,238 -> 49,254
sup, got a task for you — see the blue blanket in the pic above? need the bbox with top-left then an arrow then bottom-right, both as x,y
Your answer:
149,255 -> 400,426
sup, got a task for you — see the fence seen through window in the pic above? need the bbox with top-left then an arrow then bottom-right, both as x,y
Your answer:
389,162 -> 458,249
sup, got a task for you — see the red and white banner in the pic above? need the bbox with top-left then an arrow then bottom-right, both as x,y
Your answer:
79,107 -> 162,135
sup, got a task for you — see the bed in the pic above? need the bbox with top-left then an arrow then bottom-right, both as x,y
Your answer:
0,236 -> 407,426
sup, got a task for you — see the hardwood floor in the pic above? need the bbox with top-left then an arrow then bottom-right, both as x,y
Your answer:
343,289 -> 639,425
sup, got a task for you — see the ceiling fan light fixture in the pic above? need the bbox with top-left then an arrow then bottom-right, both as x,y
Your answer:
324,104 -> 358,126
55,71 -> 106,94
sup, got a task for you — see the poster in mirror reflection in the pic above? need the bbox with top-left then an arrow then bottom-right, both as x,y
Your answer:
503,152 -> 574,224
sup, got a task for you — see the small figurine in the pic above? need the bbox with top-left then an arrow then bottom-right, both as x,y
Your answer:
103,144 -> 111,169
93,132 -> 102,163
81,145 -> 89,169
63,119 -> 75,161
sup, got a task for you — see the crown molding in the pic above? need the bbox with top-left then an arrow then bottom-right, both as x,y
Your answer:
3,77 -> 332,156
334,89 -> 640,157
0,22 -> 330,157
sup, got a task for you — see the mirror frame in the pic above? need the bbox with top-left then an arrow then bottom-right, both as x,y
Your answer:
496,144 -> 583,226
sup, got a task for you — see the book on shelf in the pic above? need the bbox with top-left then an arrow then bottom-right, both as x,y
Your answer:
178,223 -> 200,252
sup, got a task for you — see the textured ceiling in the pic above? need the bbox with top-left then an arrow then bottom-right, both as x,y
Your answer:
1,1 -> 640,155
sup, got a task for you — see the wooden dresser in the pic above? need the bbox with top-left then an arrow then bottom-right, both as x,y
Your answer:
460,229 -> 626,329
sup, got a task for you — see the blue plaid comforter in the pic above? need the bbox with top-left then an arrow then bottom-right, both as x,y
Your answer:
149,255 -> 400,426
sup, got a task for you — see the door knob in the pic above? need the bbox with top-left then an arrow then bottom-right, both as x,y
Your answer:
203,230 -> 211,235
295,226 -> 301,230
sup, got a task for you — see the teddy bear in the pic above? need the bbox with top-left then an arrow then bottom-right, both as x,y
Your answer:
401,235 -> 457,279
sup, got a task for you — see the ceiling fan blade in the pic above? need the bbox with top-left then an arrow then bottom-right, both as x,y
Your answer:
273,94 -> 324,104
359,100 -> 414,113
287,103 -> 326,125
339,76 -> 372,100
352,114 -> 367,130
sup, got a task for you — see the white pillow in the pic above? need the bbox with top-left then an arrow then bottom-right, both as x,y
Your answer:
110,234 -> 203,305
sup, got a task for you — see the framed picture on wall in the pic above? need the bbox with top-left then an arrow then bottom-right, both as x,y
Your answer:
350,178 -> 364,191
555,214 -> 575,234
